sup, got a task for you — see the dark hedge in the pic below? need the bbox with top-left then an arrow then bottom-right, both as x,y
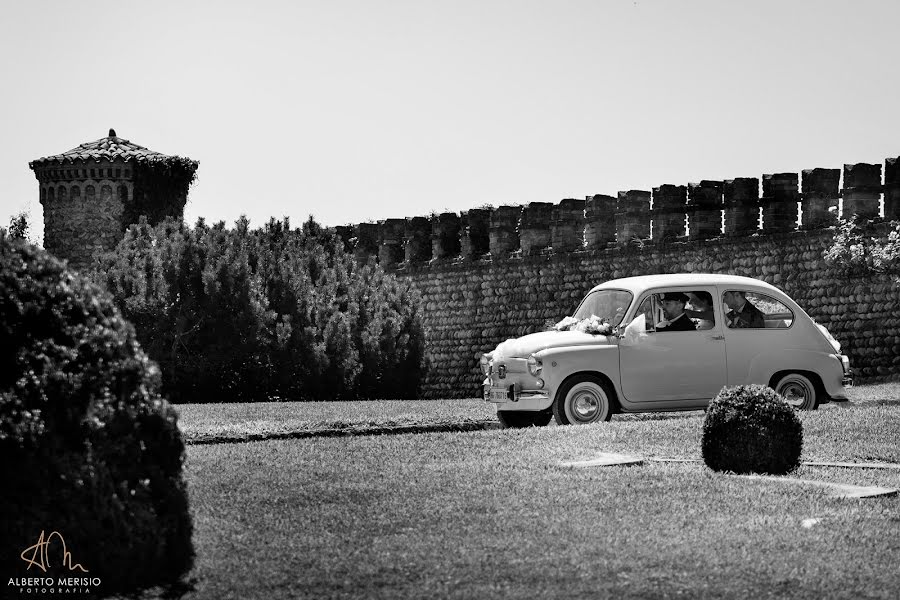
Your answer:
93,216 -> 424,403
702,385 -> 803,475
0,234 -> 193,595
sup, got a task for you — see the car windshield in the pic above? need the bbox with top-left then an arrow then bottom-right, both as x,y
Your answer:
573,289 -> 633,326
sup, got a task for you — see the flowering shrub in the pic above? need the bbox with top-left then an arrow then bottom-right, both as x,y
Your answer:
551,315 -> 613,335
823,217 -> 900,280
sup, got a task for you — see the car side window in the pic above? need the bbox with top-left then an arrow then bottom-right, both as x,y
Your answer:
723,290 -> 794,329
635,290 -> 714,332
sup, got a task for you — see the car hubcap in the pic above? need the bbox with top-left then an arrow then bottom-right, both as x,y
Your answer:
572,389 -> 601,420
781,382 -> 808,407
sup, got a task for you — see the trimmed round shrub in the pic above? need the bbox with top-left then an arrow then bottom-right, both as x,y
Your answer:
0,235 -> 193,594
702,384 -> 803,475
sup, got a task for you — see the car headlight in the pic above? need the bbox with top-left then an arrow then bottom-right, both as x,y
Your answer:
840,355 -> 851,374
527,355 -> 542,377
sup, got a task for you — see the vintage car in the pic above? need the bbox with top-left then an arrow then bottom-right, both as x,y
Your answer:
480,274 -> 853,428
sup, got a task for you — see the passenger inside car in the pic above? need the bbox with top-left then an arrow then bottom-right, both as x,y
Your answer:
685,292 -> 715,330
723,290 -> 765,328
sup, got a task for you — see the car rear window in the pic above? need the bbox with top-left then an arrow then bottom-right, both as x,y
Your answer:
723,291 -> 794,329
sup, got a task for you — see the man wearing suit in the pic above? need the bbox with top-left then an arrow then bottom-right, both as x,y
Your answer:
724,290 -> 766,329
656,292 -> 696,332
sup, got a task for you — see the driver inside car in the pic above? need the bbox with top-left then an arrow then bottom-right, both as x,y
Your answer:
656,292 -> 696,331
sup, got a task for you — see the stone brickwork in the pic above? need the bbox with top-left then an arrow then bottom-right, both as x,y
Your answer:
584,194 -> 616,248
404,216 -> 432,264
460,209 -> 490,260
30,129 -> 197,271
489,206 -> 521,258
519,202 -> 554,256
378,218 -> 406,267
36,163 -> 129,268
615,190 -> 651,245
431,212 -> 461,260
761,173 -> 800,233
843,163 -> 882,219
884,157 -> 900,220
550,198 -> 586,252
801,168 -> 840,229
687,181 -> 723,239
723,178 -> 759,236
652,184 -> 687,241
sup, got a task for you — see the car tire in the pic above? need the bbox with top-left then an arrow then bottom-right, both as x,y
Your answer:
553,375 -> 615,425
774,373 -> 819,410
497,410 -> 553,429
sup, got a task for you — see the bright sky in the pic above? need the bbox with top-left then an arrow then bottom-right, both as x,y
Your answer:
2,0 -> 898,245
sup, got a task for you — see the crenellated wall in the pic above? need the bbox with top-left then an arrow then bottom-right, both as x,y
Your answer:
339,155 -> 900,398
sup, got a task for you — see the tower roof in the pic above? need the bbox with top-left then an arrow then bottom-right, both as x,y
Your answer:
29,128 -> 194,168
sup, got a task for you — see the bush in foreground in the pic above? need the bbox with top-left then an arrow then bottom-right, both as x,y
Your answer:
0,234 -> 192,595
702,385 -> 803,475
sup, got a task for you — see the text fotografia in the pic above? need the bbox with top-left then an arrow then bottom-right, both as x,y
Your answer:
10,531 -> 101,594
8,577 -> 102,594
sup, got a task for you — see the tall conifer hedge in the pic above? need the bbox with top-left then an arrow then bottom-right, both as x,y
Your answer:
94,217 -> 424,403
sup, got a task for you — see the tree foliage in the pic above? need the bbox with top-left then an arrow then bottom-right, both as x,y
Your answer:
93,216 -> 424,402
0,233 -> 193,594
6,210 -> 31,241
125,155 -> 199,229
823,217 -> 900,280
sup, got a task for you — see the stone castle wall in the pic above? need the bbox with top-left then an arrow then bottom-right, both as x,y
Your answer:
336,155 -> 900,398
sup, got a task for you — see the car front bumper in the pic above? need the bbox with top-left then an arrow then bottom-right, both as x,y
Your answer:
483,377 -> 552,411
484,380 -> 550,403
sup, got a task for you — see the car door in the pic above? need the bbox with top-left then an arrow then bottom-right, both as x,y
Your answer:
618,287 -> 727,403
719,286 -> 796,386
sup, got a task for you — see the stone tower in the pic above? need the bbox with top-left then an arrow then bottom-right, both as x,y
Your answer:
29,129 -> 198,270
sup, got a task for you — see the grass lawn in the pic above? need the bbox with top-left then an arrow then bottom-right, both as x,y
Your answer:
154,384 -> 900,599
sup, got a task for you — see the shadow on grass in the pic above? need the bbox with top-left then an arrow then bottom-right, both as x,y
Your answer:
186,420 -> 501,445
112,577 -> 197,600
615,411 -> 703,422
852,399 -> 900,408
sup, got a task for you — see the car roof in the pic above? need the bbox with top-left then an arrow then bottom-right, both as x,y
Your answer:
590,273 -> 782,295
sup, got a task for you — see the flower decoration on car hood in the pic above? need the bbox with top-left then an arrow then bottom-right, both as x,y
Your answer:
552,315 -> 613,336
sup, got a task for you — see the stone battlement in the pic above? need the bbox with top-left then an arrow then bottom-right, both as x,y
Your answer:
339,156 -> 899,270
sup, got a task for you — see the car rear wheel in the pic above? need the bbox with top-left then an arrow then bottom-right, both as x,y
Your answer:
774,373 -> 819,410
553,375 -> 615,425
497,410 -> 553,429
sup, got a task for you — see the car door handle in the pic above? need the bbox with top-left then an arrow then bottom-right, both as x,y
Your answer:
710,335 -> 725,341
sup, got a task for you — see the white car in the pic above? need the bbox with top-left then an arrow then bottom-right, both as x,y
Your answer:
480,274 -> 853,428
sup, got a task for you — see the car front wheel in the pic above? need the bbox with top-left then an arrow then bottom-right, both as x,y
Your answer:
774,373 -> 819,410
553,375 -> 615,425
497,410 -> 553,429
